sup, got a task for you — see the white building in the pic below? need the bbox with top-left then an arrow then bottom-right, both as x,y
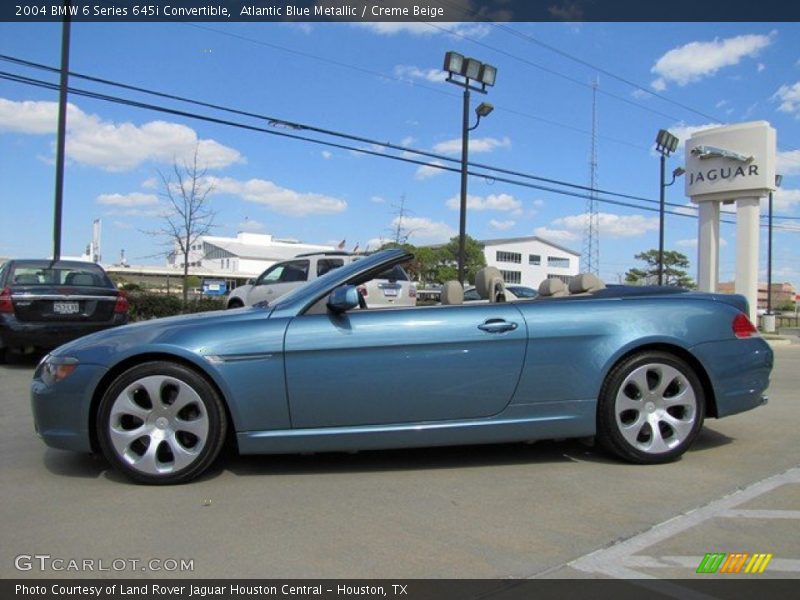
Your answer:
478,236 -> 581,288
168,232 -> 334,277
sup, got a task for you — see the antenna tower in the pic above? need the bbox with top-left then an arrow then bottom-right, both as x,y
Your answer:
582,77 -> 600,275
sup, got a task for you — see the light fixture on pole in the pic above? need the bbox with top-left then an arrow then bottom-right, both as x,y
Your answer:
767,173 -> 783,315
655,129 -> 680,286
443,51 -> 497,285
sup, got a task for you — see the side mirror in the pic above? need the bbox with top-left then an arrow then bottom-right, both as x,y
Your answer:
327,285 -> 359,314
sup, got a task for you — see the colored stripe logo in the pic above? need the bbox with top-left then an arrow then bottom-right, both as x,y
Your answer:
696,553 -> 773,574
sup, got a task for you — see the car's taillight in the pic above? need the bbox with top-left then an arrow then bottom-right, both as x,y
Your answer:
0,287 -> 13,314
114,291 -> 129,314
357,285 -> 367,297
733,313 -> 758,338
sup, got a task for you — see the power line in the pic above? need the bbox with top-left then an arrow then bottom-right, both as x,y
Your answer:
182,23 -> 651,153
1,69 -> 797,234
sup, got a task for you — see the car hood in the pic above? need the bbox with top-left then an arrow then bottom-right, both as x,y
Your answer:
50,306 -> 273,360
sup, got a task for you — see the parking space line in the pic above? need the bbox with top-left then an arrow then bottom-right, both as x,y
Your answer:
568,467 -> 800,579
721,509 -> 800,519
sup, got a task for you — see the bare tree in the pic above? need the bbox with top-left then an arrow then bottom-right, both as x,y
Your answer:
157,147 -> 216,307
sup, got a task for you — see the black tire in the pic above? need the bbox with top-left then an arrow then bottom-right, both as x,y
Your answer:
597,351 -> 705,464
227,298 -> 244,309
96,361 -> 227,484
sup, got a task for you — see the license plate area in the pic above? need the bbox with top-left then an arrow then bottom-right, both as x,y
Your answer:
53,301 -> 80,315
382,287 -> 398,297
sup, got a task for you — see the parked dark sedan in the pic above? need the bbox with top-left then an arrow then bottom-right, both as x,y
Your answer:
0,259 -> 128,362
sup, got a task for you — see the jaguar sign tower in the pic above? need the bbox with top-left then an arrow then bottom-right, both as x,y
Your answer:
685,121 -> 777,321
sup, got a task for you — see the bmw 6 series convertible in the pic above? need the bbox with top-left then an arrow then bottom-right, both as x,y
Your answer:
31,249 -> 773,484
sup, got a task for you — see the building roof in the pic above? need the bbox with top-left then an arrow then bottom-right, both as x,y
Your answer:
201,233 -> 333,262
424,235 -> 580,257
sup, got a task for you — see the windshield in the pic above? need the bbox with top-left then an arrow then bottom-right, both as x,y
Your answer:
10,263 -> 112,288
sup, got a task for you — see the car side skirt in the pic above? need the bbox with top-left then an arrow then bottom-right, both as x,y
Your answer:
236,400 -> 596,455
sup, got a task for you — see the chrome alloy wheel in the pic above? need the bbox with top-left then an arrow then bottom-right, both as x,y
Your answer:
613,363 -> 698,454
108,375 -> 210,476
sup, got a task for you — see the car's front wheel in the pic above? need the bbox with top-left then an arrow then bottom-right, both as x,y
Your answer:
597,351 -> 704,464
97,362 -> 227,484
227,298 -> 244,309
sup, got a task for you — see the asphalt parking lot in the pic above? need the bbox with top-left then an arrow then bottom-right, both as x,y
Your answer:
1,343 -> 798,580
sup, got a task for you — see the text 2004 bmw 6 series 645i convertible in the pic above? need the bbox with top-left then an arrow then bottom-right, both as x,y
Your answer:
31,249 -> 773,484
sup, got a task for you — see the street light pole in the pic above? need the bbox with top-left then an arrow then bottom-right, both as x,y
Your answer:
655,129 -> 680,286
658,153 -> 666,286
443,52 -> 497,286
767,174 -> 783,315
457,86 -> 470,286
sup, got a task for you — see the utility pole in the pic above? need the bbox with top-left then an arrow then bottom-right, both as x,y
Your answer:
582,77 -> 600,275
52,0 -> 72,261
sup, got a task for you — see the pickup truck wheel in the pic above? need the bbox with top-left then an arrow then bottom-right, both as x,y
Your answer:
597,351 -> 704,464
97,362 -> 227,485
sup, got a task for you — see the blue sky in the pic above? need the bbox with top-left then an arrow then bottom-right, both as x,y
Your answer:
1,20 -> 798,287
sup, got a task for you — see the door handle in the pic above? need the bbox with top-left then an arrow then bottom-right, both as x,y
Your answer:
478,319 -> 518,333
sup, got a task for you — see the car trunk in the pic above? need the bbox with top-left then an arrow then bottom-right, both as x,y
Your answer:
11,285 -> 119,323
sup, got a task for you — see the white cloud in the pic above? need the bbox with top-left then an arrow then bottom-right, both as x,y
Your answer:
141,177 -> 158,190
758,63 -> 766,72
631,88 -> 652,99
773,188 -> 800,212
533,227 -> 579,242
400,136 -> 416,147
433,136 -> 511,155
667,122 -> 723,148
773,81 -> 800,117
777,150 -> 800,176
395,216 -> 455,244
650,32 -> 774,90
370,196 -> 386,204
552,212 -> 659,238
237,219 -> 265,232
354,22 -> 490,39
394,65 -> 448,84
321,150 -> 332,160
489,219 -> 516,231
676,237 -> 728,248
0,98 -> 243,171
445,193 -> 522,214
415,161 -> 445,180
96,192 -> 159,207
205,177 -> 347,217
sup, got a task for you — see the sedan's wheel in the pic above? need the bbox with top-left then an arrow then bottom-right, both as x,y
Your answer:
97,362 -> 227,484
227,298 -> 244,309
597,351 -> 704,464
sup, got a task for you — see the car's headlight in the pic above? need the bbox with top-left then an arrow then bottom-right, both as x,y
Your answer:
36,355 -> 79,386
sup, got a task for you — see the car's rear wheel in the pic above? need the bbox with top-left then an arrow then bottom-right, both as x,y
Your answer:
597,351 -> 704,464
97,362 -> 227,484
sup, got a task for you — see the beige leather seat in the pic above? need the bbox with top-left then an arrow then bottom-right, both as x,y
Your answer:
538,278 -> 569,298
475,266 -> 506,303
441,280 -> 464,305
568,273 -> 606,295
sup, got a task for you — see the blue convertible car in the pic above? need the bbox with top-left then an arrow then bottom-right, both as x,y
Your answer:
31,249 -> 772,484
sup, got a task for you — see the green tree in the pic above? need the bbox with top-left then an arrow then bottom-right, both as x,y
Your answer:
625,249 -> 695,288
437,235 -> 486,284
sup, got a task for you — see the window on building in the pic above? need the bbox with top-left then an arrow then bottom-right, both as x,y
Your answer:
547,256 -> 570,269
500,270 -> 522,284
529,254 -> 541,266
546,274 -> 574,285
496,251 -> 522,264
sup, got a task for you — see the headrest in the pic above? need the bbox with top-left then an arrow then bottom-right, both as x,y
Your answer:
568,273 -> 606,295
538,278 -> 569,297
441,280 -> 463,305
475,266 -> 504,300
